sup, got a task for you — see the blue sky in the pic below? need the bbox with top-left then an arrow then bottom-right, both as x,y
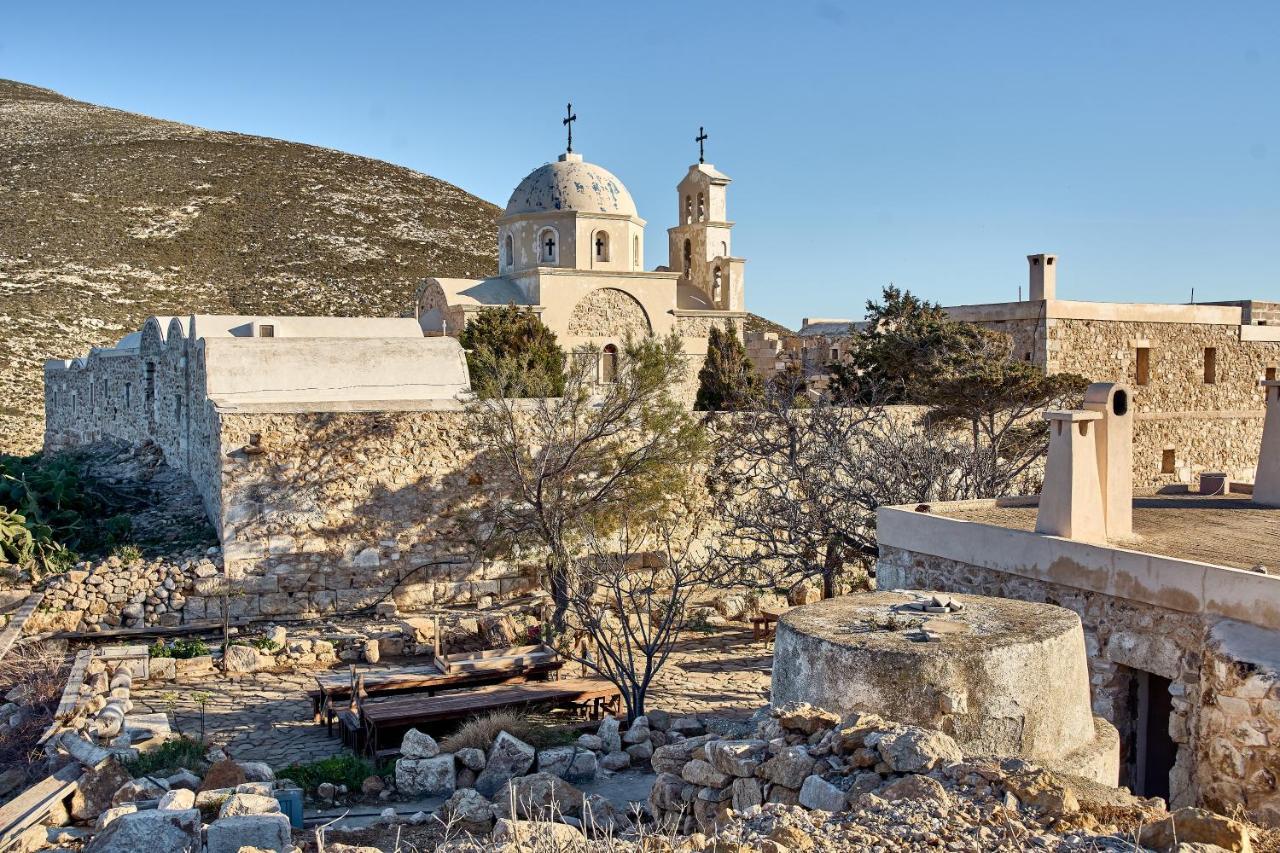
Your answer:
4,1 -> 1277,328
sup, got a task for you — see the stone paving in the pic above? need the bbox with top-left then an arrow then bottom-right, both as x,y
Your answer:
131,626 -> 774,769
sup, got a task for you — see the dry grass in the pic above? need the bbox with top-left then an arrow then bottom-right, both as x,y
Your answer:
0,640 -> 69,782
438,710 -> 579,754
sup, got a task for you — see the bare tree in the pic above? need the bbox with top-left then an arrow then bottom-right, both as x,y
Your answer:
468,332 -> 705,637
561,505 -> 726,721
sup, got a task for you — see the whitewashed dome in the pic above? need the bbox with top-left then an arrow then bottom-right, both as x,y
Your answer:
504,152 -> 637,217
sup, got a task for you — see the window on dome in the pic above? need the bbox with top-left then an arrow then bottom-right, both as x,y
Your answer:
633,235 -> 639,269
594,231 -> 610,262
504,234 -> 513,267
538,229 -> 558,264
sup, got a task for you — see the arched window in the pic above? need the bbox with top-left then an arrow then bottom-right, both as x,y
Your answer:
594,230 -> 610,262
538,228 -> 558,264
697,193 -> 705,221
712,266 -> 723,304
720,241 -> 728,257
684,196 -> 692,225
504,233 -> 513,267
682,239 -> 692,275
601,344 -> 619,383
632,235 -> 639,269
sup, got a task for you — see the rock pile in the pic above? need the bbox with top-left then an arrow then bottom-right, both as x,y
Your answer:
34,546 -> 220,632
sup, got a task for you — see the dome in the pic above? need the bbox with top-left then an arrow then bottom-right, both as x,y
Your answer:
504,153 -> 637,217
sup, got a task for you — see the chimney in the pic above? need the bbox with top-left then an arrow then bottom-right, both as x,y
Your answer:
1083,383 -> 1134,539
1027,253 -> 1057,301
1256,380 -> 1280,506
1036,411 -> 1106,542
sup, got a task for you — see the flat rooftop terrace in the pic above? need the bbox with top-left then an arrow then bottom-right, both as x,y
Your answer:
935,492 -> 1280,571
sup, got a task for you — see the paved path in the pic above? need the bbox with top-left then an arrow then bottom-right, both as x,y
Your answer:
133,627 -> 774,769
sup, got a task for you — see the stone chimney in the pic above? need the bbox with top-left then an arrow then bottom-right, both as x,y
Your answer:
1036,382 -> 1136,543
1036,410 -> 1106,542
1083,383 -> 1134,539
1256,380 -> 1280,506
1028,253 -> 1057,301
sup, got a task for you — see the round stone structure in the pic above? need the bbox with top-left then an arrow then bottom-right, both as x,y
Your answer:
772,590 -> 1119,783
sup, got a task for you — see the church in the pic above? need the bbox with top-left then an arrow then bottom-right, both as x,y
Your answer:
415,117 -> 748,381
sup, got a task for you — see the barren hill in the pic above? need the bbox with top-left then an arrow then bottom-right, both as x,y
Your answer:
0,80 -> 500,453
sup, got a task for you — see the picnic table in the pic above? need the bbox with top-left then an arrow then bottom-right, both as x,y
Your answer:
357,677 -> 622,757
751,609 -> 788,641
312,659 -> 564,733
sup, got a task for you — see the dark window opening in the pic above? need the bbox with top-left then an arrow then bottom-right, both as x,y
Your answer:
1203,347 -> 1217,384
259,324 -> 275,338
144,363 -> 156,401
124,383 -> 132,407
1161,449 -> 1176,474
682,239 -> 692,275
1267,366 -> 1277,382
601,344 -> 618,383
1135,347 -> 1150,386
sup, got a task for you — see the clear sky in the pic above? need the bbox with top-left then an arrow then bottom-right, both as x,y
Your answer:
4,1 -> 1277,328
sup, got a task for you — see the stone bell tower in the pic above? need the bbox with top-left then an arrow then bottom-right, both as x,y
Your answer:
667,129 -> 745,311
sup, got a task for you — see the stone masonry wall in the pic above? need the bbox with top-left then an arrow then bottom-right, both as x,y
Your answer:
877,544 -> 1280,825
208,408 -> 539,622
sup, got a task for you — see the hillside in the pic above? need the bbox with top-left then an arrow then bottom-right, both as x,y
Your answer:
0,80 -> 500,453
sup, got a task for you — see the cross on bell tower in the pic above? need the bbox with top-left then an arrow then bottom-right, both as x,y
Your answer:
563,103 -> 577,153
695,127 -> 708,164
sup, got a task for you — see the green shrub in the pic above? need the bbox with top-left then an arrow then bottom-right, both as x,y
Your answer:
277,754 -> 388,792
125,736 -> 207,776
149,638 -> 209,659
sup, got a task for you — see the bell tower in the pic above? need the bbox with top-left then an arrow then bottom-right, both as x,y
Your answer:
667,129 -> 744,311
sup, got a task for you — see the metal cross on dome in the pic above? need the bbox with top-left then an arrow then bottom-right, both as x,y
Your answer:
696,126 -> 708,164
563,103 -> 577,153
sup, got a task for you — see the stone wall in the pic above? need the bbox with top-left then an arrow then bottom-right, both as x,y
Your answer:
211,407 -> 539,622
876,544 -> 1280,825
566,287 -> 652,337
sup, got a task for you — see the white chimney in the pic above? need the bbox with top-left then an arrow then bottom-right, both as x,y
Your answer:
1036,410 -> 1106,542
1083,383 -> 1134,539
1028,253 -> 1057,301
1256,380 -> 1280,506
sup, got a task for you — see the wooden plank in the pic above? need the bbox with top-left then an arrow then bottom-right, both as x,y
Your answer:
0,592 -> 45,661
0,764 -> 81,849
362,678 -> 620,728
316,660 -> 562,698
38,648 -> 94,747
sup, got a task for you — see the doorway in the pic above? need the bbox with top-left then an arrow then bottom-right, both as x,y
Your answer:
1120,667 -> 1176,799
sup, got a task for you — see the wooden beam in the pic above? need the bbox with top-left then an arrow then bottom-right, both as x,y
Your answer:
0,592 -> 45,661
0,764 -> 81,849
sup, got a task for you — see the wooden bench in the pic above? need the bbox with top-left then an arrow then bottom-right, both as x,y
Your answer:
358,677 -> 622,757
751,611 -> 784,641
312,660 -> 564,733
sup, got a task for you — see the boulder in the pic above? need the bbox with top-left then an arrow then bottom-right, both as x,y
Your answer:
84,808 -> 201,853
647,773 -> 687,811
757,745 -> 816,789
576,733 -> 603,752
798,775 -> 846,812
164,769 -> 201,791
71,759 -> 131,820
111,776 -> 168,806
441,788 -> 495,833
1004,768 -> 1080,816
236,782 -> 273,797
198,759 -> 246,792
361,775 -> 384,794
876,726 -> 963,773
492,818 -> 587,850
236,761 -> 275,783
648,710 -> 671,732
769,825 -> 816,852
625,739 -> 654,761
493,772 -> 584,820
156,789 -> 195,811
582,792 -> 633,835
223,644 -> 268,674
880,773 -> 950,804
217,792 -> 281,818
622,717 -> 650,744
669,717 -> 705,736
732,776 -> 764,811
1140,807 -> 1252,853
537,746 -> 598,782
775,702 -> 841,735
477,615 -> 519,647
597,716 -> 622,753
705,739 -> 768,777
474,731 -> 536,797
204,813 -> 292,853
400,728 -> 440,759
682,759 -> 730,788
94,805 -> 136,831
455,747 -> 486,771
395,755 -> 455,797
600,751 -> 631,771
651,733 -> 717,775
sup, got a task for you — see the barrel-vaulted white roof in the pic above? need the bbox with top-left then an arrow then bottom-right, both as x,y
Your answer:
504,152 -> 637,218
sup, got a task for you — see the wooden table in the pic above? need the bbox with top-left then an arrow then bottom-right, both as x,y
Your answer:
312,660 -> 564,732
751,611 -> 785,641
358,677 -> 622,757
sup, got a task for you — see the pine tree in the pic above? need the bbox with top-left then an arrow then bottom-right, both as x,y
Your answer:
694,321 -> 763,411
459,304 -> 566,398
